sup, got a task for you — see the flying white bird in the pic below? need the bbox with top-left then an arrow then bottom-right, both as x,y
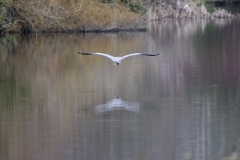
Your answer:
78,52 -> 159,65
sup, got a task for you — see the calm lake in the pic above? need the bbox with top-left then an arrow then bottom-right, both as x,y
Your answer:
1,19 -> 240,160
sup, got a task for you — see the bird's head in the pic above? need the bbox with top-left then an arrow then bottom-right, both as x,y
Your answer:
113,62 -> 120,65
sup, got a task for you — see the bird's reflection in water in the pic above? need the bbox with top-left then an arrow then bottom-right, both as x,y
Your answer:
95,96 -> 140,113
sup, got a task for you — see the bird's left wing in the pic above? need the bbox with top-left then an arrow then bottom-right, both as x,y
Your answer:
120,53 -> 159,60
78,52 -> 114,61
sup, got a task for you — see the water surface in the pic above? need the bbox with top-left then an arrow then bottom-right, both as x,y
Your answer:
1,19 -> 240,160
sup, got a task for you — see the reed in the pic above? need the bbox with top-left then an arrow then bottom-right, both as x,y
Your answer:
0,0 -> 144,33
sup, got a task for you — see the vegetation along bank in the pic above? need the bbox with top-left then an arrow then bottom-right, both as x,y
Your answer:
0,0 -> 238,34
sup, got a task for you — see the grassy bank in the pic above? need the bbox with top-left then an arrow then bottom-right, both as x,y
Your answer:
0,0 -> 146,34
0,0 -> 235,34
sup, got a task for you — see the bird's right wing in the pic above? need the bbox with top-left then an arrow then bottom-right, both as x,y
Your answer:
78,52 -> 114,61
120,53 -> 159,60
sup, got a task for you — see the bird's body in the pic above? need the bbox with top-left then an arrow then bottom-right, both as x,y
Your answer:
78,52 -> 159,65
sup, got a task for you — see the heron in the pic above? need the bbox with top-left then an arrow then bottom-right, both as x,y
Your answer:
77,52 -> 159,65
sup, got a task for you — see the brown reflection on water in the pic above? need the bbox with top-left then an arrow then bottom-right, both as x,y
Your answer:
1,19 -> 240,160
0,33 -> 156,160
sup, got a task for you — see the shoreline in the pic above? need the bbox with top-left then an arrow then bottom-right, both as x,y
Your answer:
1,15 -> 238,35
38,27 -> 148,34
0,28 -> 148,35
1,17 -> 237,35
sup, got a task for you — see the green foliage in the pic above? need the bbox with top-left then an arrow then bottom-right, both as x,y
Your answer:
204,3 -> 215,13
192,0 -> 204,6
128,2 -> 146,13
207,7 -> 215,13
103,0 -> 146,13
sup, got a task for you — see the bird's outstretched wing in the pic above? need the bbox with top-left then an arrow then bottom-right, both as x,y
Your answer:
120,53 -> 159,61
78,52 -> 114,61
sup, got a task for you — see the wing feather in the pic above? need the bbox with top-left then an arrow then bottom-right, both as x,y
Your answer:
120,53 -> 159,60
78,52 -> 114,61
